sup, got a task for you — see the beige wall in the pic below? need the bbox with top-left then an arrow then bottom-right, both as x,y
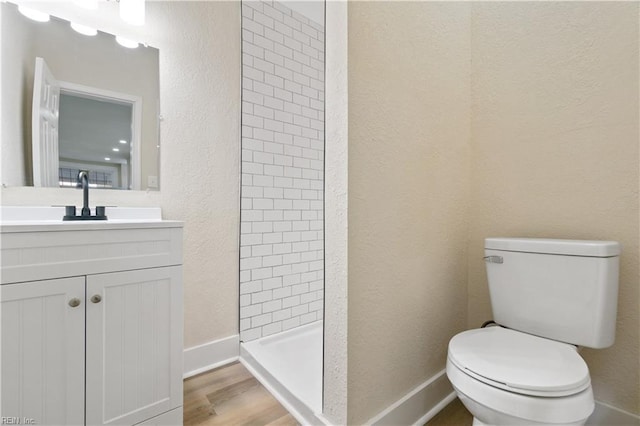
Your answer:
347,2 -> 471,423
468,2 -> 639,414
153,1 -> 240,347
0,1 -> 241,349
345,0 -> 639,422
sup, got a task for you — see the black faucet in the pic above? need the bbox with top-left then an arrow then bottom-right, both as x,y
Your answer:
62,171 -> 107,221
79,170 -> 91,217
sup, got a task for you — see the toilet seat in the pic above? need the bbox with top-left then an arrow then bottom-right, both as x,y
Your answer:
448,327 -> 590,397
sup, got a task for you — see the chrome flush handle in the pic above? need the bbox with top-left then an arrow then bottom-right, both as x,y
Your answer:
483,255 -> 503,264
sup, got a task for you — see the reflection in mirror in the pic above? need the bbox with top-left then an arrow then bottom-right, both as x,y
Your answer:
59,92 -> 134,189
2,2 -> 160,190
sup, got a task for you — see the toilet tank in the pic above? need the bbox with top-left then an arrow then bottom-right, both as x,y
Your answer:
484,238 -> 620,349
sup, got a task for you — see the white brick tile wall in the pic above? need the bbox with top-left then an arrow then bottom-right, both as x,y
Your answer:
263,322 -> 282,336
282,317 -> 300,331
241,0 -> 324,342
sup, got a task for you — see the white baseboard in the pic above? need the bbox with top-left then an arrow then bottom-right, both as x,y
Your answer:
183,334 -> 239,379
589,401 -> 640,426
367,369 -> 455,426
363,369 -> 640,426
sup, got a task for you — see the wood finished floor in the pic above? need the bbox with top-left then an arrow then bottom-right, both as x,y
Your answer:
184,361 -> 298,425
183,361 -> 472,426
425,398 -> 473,426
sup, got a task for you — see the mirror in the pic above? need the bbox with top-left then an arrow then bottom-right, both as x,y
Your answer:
2,2 -> 160,190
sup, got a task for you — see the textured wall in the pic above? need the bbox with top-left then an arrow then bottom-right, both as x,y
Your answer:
347,3 -> 471,423
468,2 -> 639,415
240,0 -> 325,342
323,1 -> 348,422
154,1 -> 241,348
343,1 -> 639,422
0,1 -> 241,349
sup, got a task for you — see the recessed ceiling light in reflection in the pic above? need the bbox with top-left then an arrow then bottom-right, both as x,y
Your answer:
104,157 -> 111,161
18,5 -> 50,22
119,139 -> 128,144
112,148 -> 120,152
70,22 -> 97,36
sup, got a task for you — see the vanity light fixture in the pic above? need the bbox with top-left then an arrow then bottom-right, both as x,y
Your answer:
17,5 -> 50,22
119,0 -> 145,26
70,22 -> 98,36
115,36 -> 139,49
74,0 -> 98,10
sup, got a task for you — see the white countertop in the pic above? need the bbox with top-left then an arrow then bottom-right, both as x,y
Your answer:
0,206 -> 183,233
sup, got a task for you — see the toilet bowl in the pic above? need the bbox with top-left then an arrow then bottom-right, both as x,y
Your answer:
447,327 -> 594,425
446,238 -> 620,426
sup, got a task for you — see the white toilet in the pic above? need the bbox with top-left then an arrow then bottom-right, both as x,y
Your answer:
447,238 -> 621,426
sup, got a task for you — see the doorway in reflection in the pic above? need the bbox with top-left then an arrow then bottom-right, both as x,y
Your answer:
59,93 -> 133,189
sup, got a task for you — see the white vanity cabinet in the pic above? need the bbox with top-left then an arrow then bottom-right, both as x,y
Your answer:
2,276 -> 86,425
85,267 -> 182,425
0,214 -> 184,426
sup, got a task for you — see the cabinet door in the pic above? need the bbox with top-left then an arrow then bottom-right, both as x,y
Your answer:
1,277 -> 85,425
85,266 -> 183,425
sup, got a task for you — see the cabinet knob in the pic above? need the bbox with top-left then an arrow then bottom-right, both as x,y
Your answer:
91,294 -> 102,304
68,298 -> 81,308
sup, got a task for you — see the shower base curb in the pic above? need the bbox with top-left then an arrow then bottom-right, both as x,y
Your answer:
240,345 -> 327,426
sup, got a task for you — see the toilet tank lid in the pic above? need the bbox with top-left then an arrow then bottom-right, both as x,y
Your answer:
485,238 -> 620,257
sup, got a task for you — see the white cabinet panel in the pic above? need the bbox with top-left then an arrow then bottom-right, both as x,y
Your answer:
1,227 -> 183,285
135,407 -> 183,426
1,277 -> 85,425
85,267 -> 183,425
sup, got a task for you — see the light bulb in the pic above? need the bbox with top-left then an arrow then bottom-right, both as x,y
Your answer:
120,0 -> 145,26
74,0 -> 98,10
115,36 -> 139,49
18,5 -> 50,22
70,22 -> 97,36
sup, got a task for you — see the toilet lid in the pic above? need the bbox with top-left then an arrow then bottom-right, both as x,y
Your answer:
448,327 -> 590,397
